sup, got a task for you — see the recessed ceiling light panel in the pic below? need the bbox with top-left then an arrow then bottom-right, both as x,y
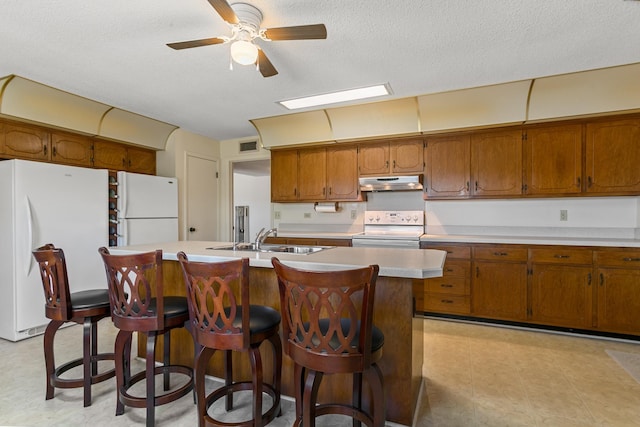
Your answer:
278,84 -> 392,110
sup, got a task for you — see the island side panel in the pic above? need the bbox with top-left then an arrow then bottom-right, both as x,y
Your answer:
151,260 -> 421,426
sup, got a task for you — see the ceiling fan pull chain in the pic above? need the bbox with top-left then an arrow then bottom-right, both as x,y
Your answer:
229,53 -> 234,71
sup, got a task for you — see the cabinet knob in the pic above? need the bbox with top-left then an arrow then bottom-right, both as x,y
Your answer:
189,227 -> 196,232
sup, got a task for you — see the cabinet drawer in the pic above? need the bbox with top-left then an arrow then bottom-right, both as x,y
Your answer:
431,245 -> 471,259
442,260 -> 470,277
595,250 -> 640,268
473,246 -> 528,261
425,276 -> 469,296
424,294 -> 470,314
530,248 -> 593,265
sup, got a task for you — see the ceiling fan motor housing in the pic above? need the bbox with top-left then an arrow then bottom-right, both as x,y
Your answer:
231,2 -> 263,32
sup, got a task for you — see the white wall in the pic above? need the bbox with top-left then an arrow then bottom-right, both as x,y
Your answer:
233,171 -> 271,242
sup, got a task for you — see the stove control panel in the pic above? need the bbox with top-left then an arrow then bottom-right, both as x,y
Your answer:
363,210 -> 424,226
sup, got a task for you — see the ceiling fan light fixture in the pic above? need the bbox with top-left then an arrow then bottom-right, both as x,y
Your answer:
230,40 -> 258,65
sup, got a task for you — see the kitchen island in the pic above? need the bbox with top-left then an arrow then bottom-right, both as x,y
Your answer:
109,241 -> 446,426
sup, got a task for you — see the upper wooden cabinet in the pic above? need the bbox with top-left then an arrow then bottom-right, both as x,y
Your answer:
424,134 -> 471,198
298,147 -> 327,201
271,149 -> 298,201
93,138 -> 156,174
2,122 -> 50,161
326,145 -> 360,200
523,124 -> 583,195
51,131 -> 93,167
358,138 -> 424,176
271,146 -> 361,202
585,117 -> 640,195
471,129 -> 523,197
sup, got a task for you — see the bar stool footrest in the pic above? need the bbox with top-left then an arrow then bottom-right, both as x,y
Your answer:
119,364 -> 194,409
203,381 -> 281,427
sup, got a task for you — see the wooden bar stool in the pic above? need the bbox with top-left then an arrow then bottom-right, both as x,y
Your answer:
178,252 -> 282,427
271,258 -> 385,427
32,243 -> 116,407
99,247 -> 194,427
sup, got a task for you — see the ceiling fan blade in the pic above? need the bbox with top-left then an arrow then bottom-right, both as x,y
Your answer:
263,24 -> 327,41
167,37 -> 226,50
257,50 -> 278,78
207,0 -> 238,24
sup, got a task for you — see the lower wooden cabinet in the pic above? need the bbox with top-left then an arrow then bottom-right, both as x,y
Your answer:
421,242 -> 640,338
472,246 -> 528,321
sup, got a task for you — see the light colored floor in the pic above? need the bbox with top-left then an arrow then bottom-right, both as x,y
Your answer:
2,318 -> 640,426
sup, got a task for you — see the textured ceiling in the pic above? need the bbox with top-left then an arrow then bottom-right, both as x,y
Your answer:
1,0 -> 640,142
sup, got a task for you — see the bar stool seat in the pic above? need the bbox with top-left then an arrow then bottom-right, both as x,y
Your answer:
32,244 -> 116,408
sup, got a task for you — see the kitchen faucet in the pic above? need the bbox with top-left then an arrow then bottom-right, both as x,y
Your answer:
255,227 -> 277,250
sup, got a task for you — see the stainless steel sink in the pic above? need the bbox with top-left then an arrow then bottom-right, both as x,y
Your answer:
207,243 -> 333,255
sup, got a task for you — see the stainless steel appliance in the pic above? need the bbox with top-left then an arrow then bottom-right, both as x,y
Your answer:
234,205 -> 250,243
351,210 -> 424,248
359,175 -> 423,192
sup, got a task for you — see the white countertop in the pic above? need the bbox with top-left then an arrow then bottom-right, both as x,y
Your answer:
420,234 -> 640,248
108,241 -> 446,279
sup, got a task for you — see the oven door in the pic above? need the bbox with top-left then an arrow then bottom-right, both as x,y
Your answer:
351,238 -> 420,249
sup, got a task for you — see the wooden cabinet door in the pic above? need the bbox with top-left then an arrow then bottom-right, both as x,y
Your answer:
472,260 -> 527,321
126,146 -> 156,175
327,146 -> 359,200
271,149 -> 299,201
597,268 -> 640,335
391,138 -> 424,174
530,264 -> 593,329
471,129 -> 523,197
51,132 -> 93,167
585,118 -> 640,194
524,124 -> 582,195
3,122 -> 50,161
93,139 -> 127,170
298,148 -> 326,201
358,142 -> 389,176
424,134 -> 471,198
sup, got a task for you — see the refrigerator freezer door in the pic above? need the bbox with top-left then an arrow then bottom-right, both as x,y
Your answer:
118,218 -> 179,246
11,161 -> 108,338
117,172 -> 178,218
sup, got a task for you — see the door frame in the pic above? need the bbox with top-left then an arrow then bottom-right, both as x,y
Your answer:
183,151 -> 219,241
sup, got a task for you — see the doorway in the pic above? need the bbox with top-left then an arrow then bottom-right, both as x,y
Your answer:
185,153 -> 218,240
232,159 -> 271,243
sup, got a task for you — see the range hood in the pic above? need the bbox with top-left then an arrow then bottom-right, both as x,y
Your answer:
359,175 -> 423,192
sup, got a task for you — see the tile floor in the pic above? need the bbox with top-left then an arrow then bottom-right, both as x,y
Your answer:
2,318 -> 640,426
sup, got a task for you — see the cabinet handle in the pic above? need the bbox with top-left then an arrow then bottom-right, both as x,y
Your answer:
441,299 -> 454,304
623,257 -> 640,262
475,181 -> 478,192
587,273 -> 591,286
323,187 -> 326,196
445,268 -> 454,272
466,181 -> 470,192
385,160 -> 389,168
393,160 -> 396,169
588,176 -> 592,188
52,146 -> 57,157
493,252 -> 508,256
328,187 -> 332,195
553,254 -> 570,259
476,266 -> 479,277
440,284 -> 453,288
576,177 -> 581,188
122,158 -> 126,167
43,145 -> 47,155
600,272 -> 604,286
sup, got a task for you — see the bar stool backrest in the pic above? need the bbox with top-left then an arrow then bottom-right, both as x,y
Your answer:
99,247 -> 164,332
177,252 -> 250,351
272,258 -> 380,374
33,244 -> 72,321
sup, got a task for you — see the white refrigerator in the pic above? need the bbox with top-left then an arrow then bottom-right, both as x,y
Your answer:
0,160 -> 108,341
116,171 -> 178,246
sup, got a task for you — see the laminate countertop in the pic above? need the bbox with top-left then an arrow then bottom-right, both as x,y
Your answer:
420,234 -> 640,248
108,240 -> 446,279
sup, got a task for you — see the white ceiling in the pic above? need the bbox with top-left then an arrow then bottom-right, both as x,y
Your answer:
1,1 -> 640,143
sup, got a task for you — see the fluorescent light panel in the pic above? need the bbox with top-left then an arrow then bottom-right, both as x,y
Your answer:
279,84 -> 391,110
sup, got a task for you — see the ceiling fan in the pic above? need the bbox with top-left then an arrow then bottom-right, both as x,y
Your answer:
167,0 -> 327,77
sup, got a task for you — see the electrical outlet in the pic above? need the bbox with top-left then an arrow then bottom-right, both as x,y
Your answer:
351,210 -> 357,219
274,211 -> 281,220
560,210 -> 568,221
304,212 -> 311,219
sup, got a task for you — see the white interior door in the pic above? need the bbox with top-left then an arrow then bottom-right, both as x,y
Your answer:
186,154 -> 218,241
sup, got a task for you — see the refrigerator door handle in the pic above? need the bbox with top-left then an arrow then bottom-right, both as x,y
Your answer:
24,195 -> 35,276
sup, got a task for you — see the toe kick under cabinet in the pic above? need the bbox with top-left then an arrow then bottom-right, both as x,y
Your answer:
420,242 -> 640,337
